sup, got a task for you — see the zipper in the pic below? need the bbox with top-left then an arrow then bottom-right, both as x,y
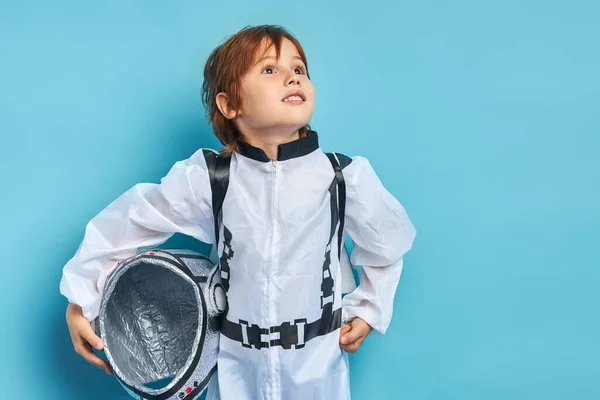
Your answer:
269,159 -> 278,400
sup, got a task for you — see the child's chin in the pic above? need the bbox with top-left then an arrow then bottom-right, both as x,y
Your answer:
262,112 -> 312,131
281,113 -> 313,127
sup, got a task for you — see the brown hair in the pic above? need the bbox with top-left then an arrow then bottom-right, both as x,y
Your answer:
202,25 -> 312,156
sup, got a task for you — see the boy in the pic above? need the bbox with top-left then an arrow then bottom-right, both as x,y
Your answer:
62,24 -> 416,400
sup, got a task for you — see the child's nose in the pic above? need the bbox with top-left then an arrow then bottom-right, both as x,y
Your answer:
286,75 -> 300,86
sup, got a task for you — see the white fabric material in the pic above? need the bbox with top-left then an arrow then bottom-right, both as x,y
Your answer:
339,243 -> 357,295
60,145 -> 416,400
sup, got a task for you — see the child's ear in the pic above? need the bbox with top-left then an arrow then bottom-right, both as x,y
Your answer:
215,92 -> 239,120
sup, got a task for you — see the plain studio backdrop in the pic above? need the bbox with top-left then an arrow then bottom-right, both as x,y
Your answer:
1,1 -> 598,399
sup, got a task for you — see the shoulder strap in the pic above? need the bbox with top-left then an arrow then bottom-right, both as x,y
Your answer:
334,153 -> 352,169
202,150 -> 231,247
325,152 -> 352,260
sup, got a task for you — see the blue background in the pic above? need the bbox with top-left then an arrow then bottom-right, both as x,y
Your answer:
1,1 -> 598,399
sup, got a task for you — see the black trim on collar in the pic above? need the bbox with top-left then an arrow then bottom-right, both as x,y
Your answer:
237,131 -> 319,162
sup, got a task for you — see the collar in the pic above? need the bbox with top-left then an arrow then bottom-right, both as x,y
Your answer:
237,130 -> 320,162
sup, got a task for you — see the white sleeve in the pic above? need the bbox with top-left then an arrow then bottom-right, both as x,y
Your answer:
59,149 -> 215,321
341,156 -> 416,335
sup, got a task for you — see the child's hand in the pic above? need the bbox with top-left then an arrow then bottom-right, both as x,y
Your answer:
339,317 -> 373,353
66,303 -> 113,375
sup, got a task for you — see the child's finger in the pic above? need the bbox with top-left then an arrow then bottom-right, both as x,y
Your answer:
85,348 -> 114,375
340,325 -> 365,345
339,326 -> 351,345
73,336 -> 113,375
341,335 -> 365,353
340,324 -> 352,335
78,321 -> 104,351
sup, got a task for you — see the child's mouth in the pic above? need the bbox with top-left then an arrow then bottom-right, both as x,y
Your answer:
282,96 -> 305,105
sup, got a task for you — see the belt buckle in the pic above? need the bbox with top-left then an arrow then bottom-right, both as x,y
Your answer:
239,319 -> 268,349
271,318 -> 307,349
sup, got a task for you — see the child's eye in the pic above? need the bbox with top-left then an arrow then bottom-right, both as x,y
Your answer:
262,65 -> 276,74
261,65 -> 306,75
294,65 -> 307,75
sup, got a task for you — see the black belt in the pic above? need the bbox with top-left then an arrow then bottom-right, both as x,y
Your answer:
221,307 -> 342,350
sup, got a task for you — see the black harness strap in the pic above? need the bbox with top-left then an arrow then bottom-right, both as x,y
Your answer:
203,149 -> 232,292
327,152 -> 347,261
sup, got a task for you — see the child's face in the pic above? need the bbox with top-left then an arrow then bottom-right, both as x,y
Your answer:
234,38 -> 315,136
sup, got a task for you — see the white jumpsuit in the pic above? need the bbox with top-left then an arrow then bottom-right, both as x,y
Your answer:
60,132 -> 416,400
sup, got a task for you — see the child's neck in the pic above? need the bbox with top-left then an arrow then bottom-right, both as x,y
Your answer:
242,128 -> 300,161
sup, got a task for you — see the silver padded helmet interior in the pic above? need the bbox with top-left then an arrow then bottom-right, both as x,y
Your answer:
94,249 -> 226,400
